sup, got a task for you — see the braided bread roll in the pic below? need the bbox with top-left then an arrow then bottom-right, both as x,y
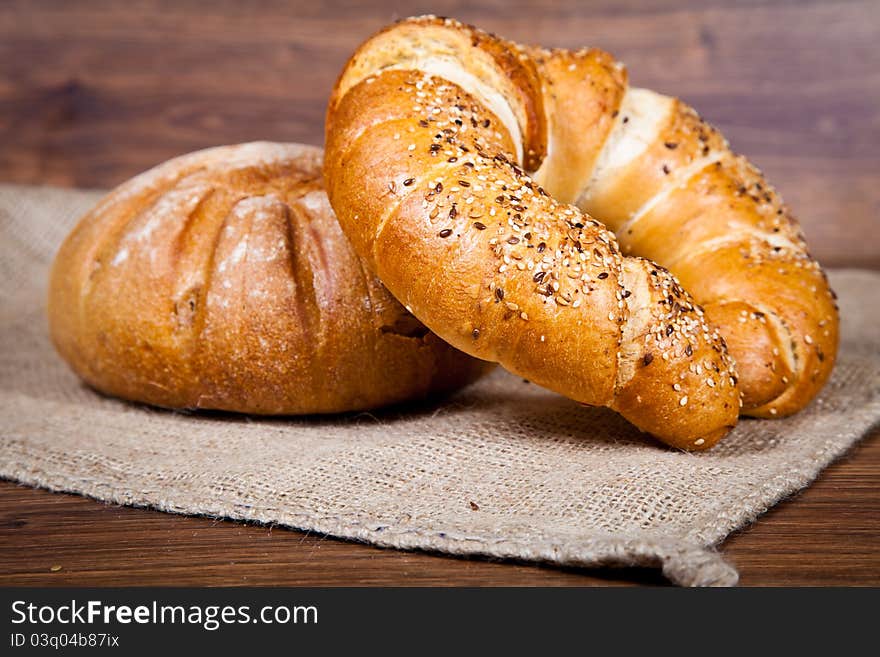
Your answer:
325,20 -> 742,449
529,49 -> 838,418
48,142 -> 490,414
326,15 -> 838,424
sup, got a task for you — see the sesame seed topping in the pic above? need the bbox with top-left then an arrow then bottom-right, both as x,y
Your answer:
694,438 -> 705,446
680,395 -> 689,406
438,228 -> 453,238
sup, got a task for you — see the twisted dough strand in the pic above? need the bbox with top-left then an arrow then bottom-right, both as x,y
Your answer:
328,15 -> 838,421
325,22 -> 740,449
529,45 -> 839,417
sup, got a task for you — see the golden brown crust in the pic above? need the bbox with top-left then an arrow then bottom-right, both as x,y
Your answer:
329,16 -> 546,170
48,142 -> 491,414
613,153 -> 838,414
581,98 -> 728,227
330,15 -> 837,420
530,47 -> 628,205
325,24 -> 740,450
468,24 -> 547,172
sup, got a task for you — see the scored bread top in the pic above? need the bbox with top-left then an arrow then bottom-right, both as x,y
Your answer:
48,142 -> 491,414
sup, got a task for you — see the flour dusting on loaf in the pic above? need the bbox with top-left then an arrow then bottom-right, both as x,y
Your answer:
48,142 -> 491,414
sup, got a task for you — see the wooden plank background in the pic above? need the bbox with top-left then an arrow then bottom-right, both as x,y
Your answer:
1,0 -> 878,586
1,0 -> 878,266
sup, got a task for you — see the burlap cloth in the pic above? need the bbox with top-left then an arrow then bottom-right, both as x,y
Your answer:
1,182 -> 878,586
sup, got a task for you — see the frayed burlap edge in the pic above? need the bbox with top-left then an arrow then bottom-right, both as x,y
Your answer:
2,182 -> 879,587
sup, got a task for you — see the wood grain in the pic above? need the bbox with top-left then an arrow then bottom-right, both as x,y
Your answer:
1,428 -> 877,587
1,0 -> 878,586
1,0 -> 878,266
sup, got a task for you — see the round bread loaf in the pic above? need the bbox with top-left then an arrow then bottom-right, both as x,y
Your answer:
48,142 -> 491,414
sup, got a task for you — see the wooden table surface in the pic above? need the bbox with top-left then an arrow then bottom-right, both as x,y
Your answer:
1,0 -> 878,586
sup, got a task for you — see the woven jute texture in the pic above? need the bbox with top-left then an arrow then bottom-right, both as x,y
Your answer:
2,182 -> 878,586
